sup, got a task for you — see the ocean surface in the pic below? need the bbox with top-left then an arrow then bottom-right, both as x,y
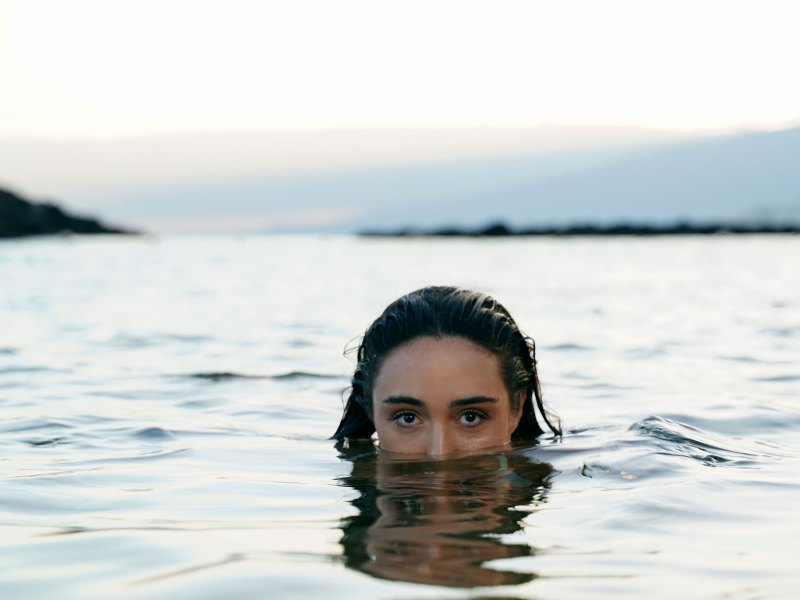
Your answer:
1,234 -> 798,599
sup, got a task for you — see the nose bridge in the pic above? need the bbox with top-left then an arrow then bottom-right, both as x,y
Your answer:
427,420 -> 451,458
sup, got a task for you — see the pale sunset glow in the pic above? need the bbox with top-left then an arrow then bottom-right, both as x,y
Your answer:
2,0 -> 799,137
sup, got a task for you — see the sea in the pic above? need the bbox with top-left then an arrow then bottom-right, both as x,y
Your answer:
1,234 -> 798,599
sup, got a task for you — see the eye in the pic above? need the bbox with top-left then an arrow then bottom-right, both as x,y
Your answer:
458,410 -> 487,427
392,410 -> 420,427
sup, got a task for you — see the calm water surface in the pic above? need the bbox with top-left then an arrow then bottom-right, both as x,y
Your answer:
1,234 -> 798,599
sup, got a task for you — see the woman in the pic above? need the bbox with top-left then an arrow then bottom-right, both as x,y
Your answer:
333,286 -> 561,457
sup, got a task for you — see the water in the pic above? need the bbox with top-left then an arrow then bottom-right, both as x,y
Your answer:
1,234 -> 798,599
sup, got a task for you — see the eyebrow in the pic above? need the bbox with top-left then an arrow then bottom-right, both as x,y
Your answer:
450,396 -> 498,408
381,396 -> 424,407
380,395 -> 499,408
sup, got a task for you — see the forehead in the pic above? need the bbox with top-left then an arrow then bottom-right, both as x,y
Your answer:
373,335 -> 508,400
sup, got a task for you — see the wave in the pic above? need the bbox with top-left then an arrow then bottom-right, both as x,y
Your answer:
0,365 -> 61,374
269,371 -> 343,381
630,415 -> 781,467
103,332 -> 214,348
0,418 -> 73,434
751,374 -> 800,383
132,427 -> 176,440
182,370 -> 343,382
759,326 -> 799,338
715,354 -> 791,365
183,371 -> 265,381
545,343 -> 595,352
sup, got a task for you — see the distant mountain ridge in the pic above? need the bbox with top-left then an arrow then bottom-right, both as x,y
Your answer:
247,125 -> 799,232
462,126 -> 800,227
2,125 -> 797,233
347,126 -> 800,231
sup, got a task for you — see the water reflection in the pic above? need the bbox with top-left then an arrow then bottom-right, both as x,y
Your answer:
336,444 -> 552,588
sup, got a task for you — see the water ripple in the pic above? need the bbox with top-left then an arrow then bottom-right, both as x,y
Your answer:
25,436 -> 69,447
0,365 -> 61,374
132,427 -> 176,440
760,326 -> 799,338
0,419 -> 73,434
716,354 -> 772,364
58,447 -> 191,466
104,332 -> 215,348
270,371 -> 343,381
181,370 -> 342,382
630,416 -> 774,467
184,371 -> 265,382
546,343 -> 595,352
752,374 -> 800,383
624,346 -> 667,359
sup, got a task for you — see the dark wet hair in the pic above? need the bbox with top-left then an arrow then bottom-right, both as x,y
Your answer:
332,285 -> 561,442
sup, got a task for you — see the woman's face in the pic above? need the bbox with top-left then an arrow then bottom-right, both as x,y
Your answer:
372,336 -> 522,458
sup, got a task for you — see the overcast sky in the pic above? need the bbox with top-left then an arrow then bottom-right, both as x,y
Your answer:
2,0 -> 799,137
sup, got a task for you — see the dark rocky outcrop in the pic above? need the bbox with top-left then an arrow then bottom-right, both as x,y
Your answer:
0,187 -> 132,238
360,220 -> 800,238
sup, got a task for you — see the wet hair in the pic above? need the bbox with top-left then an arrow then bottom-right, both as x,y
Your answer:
332,285 -> 561,442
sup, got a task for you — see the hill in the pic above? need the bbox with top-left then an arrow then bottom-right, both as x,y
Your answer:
0,187 -> 131,238
349,126 -> 800,231
134,125 -> 796,233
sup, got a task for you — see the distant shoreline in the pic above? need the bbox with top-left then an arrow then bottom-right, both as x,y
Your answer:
0,186 -> 135,239
360,222 -> 800,238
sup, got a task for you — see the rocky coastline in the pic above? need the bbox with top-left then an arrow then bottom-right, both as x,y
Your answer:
0,187 -> 132,238
360,221 -> 800,238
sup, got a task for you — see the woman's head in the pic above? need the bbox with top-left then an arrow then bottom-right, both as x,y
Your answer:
333,286 -> 560,456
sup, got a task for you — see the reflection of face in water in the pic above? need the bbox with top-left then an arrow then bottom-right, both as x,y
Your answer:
337,445 -> 552,588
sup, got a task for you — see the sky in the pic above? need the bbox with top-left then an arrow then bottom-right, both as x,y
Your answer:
2,0 -> 799,232
2,0 -> 800,137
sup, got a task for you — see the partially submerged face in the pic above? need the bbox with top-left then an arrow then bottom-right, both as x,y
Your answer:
372,336 -> 523,458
